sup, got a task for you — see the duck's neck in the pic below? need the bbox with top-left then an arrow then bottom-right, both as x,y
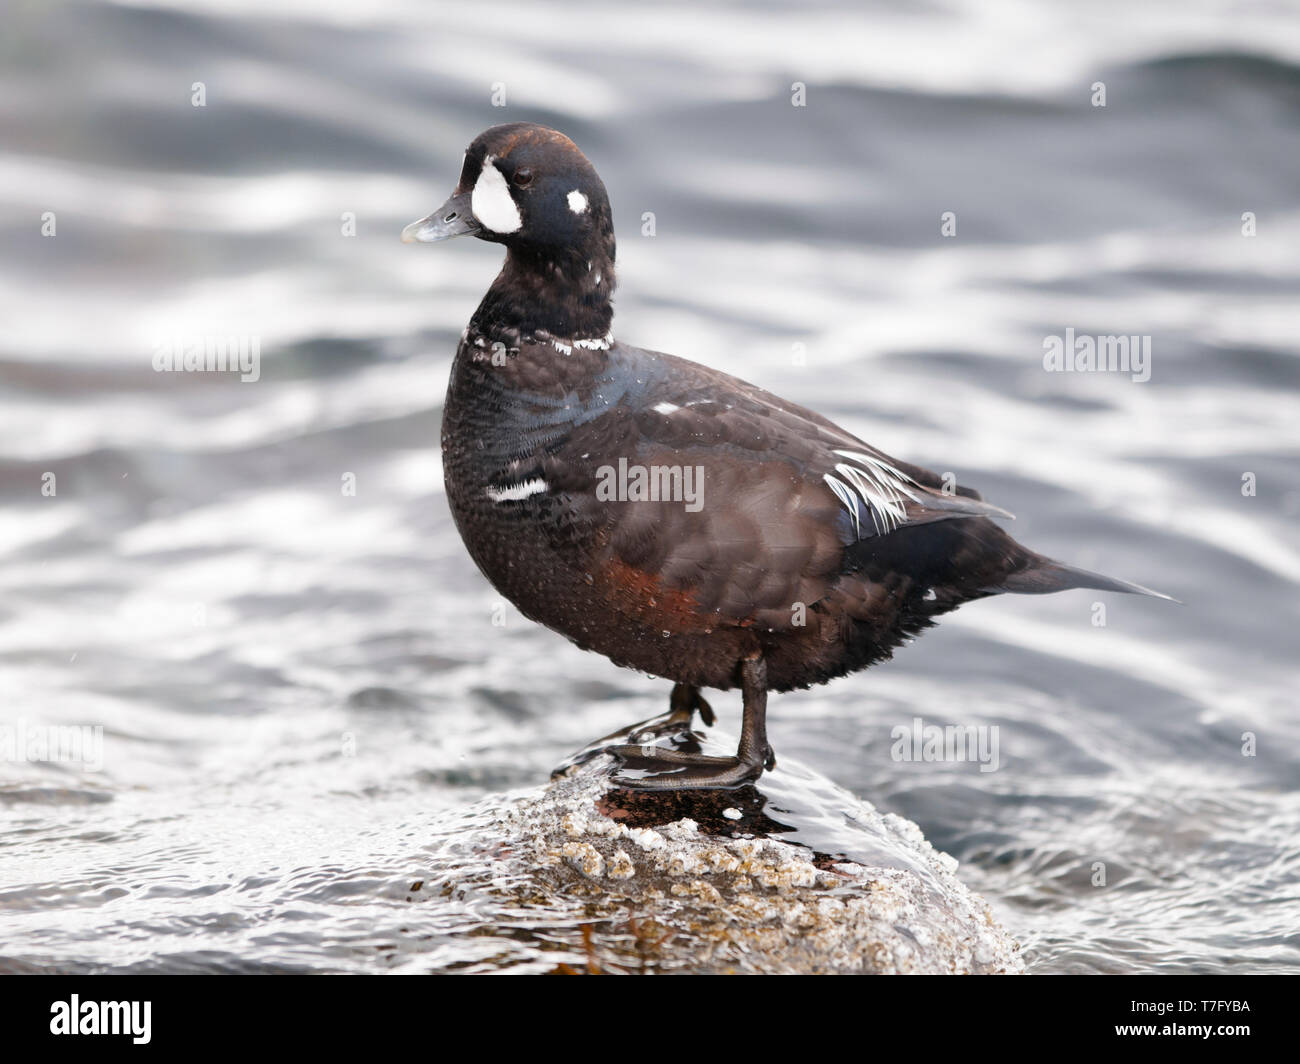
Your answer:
468,239 -> 616,348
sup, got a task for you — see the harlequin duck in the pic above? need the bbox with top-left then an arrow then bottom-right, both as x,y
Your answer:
403,123 -> 1170,790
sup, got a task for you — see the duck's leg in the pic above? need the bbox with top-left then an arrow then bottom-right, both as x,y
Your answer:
608,655 -> 771,790
667,682 -> 716,727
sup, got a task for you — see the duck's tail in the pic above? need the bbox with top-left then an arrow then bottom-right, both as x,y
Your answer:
996,558 -> 1178,602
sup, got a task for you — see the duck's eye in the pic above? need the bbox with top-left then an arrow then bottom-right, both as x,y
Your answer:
512,168 -> 534,189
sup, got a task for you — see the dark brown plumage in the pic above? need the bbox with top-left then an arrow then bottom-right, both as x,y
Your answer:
404,123 -> 1168,790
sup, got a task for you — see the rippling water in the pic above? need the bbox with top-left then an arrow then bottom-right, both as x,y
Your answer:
2,0 -> 1298,974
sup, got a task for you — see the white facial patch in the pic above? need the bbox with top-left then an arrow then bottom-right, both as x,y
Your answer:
567,190 -> 588,214
471,156 -> 522,234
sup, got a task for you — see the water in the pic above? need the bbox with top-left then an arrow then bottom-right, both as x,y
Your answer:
1,0 -> 1298,974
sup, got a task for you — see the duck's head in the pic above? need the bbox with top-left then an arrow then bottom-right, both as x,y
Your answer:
402,123 -> 613,262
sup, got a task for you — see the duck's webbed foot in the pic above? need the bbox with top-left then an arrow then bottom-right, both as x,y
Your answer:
553,662 -> 773,790
550,698 -> 702,780
604,745 -> 763,790
609,656 -> 771,792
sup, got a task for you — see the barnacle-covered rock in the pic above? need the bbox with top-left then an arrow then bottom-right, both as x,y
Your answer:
415,715 -> 1022,974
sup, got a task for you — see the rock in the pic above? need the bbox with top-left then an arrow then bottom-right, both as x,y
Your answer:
417,713 -> 1023,974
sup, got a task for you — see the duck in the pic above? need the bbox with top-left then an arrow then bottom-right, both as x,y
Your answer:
402,122 -> 1169,791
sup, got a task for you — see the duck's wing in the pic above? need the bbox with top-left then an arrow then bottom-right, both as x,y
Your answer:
622,348 -> 1015,542
490,344 -> 1018,631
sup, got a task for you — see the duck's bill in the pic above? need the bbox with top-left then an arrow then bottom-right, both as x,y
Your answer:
401,192 -> 478,243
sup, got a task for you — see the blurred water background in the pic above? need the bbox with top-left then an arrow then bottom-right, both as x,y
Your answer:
1,0 -> 1298,973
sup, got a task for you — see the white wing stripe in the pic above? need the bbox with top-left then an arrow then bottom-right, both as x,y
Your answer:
485,477 -> 548,503
826,450 -> 923,536
823,474 -> 863,538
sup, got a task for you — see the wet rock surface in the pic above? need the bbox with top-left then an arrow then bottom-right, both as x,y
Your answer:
416,714 -> 1023,974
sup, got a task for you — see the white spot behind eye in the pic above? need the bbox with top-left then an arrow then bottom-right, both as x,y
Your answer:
653,402 -> 679,414
567,190 -> 588,214
472,156 -> 522,234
